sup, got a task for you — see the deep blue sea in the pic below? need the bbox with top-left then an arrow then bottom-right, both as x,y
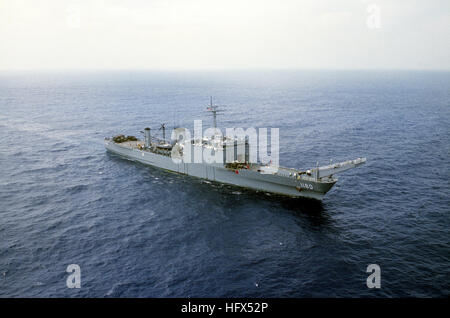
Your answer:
0,70 -> 449,297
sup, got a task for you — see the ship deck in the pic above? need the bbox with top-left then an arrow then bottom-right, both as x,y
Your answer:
115,140 -> 144,149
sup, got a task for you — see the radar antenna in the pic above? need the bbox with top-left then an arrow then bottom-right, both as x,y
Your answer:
158,123 -> 166,142
206,96 -> 224,129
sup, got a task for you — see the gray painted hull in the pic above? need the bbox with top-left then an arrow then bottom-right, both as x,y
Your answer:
105,140 -> 336,200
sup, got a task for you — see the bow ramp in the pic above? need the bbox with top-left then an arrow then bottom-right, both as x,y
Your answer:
315,157 -> 367,179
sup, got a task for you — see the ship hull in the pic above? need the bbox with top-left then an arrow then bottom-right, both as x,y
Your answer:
105,140 -> 336,200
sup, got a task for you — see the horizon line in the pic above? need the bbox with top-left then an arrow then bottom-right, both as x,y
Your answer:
1,67 -> 449,73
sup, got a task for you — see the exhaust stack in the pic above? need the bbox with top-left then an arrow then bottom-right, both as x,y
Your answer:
144,127 -> 151,148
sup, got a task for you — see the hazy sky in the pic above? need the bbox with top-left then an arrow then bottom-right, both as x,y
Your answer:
0,0 -> 449,70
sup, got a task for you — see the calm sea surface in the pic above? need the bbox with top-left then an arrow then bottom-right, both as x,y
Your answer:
0,70 -> 449,297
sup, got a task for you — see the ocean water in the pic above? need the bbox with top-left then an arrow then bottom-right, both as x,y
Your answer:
0,70 -> 448,297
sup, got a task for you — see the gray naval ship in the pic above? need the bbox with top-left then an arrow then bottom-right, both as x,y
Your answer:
105,101 -> 366,200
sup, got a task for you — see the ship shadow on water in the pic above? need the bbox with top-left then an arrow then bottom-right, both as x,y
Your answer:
206,183 -> 333,227
236,189 -> 331,224
277,197 -> 332,227
192,177 -> 331,224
